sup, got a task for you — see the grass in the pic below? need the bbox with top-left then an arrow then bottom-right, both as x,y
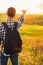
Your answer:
0,13 -> 43,65
7,24 -> 43,65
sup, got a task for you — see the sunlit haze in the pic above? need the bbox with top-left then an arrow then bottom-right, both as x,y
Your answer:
0,0 -> 43,14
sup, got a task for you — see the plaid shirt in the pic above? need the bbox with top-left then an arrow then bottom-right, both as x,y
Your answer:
0,15 -> 24,56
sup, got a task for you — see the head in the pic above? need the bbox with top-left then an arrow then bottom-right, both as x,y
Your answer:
7,7 -> 16,18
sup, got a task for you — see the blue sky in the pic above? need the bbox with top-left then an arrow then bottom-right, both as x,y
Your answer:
0,0 -> 43,14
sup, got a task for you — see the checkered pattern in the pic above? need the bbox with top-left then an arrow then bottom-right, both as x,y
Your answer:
0,15 -> 24,56
0,15 -> 24,42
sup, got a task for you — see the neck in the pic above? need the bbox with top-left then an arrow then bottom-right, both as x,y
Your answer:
8,17 -> 13,21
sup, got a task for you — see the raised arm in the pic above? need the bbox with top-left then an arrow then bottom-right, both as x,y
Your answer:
17,15 -> 24,29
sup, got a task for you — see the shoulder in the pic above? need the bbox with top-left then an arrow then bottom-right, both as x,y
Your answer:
0,22 -> 4,30
0,22 -> 4,27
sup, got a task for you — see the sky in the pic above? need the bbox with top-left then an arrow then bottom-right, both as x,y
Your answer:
0,0 -> 43,14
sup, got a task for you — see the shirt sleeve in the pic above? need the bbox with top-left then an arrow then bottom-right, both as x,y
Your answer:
17,15 -> 24,29
0,23 -> 4,44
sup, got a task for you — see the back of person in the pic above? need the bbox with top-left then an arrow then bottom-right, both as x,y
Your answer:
2,22 -> 22,54
0,7 -> 25,65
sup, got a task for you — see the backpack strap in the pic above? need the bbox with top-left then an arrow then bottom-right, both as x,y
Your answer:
2,22 -> 8,29
13,22 -> 17,30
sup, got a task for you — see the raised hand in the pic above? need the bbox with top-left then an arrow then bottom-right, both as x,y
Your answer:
21,9 -> 27,15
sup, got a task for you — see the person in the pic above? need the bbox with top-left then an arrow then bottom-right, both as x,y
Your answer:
0,7 -> 25,65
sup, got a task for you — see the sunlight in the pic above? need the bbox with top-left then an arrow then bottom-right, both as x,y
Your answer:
0,0 -> 43,14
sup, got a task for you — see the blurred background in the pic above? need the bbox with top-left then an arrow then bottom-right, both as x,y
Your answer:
0,0 -> 43,65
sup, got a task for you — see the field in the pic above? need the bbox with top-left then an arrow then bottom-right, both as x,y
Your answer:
0,14 -> 43,65
7,24 -> 43,65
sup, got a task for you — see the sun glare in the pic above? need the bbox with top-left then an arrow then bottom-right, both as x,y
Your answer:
0,0 -> 43,14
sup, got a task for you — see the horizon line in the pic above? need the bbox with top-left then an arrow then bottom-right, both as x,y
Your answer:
0,13 -> 43,15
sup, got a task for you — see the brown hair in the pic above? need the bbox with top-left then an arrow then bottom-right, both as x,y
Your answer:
7,7 -> 16,18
